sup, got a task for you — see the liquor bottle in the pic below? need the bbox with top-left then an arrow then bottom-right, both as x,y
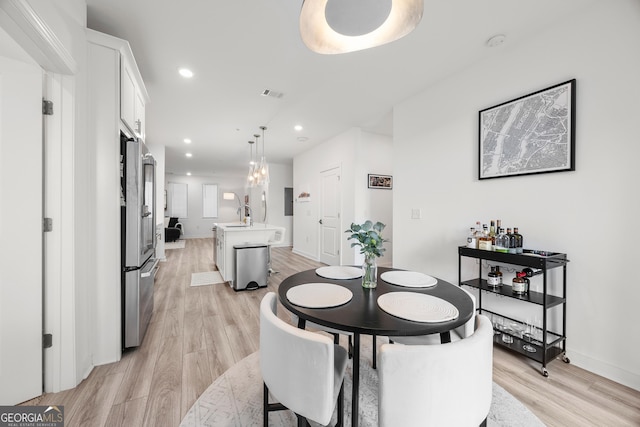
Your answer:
473,222 -> 484,249
487,266 -> 501,287
523,267 -> 542,277
513,227 -> 523,253
506,228 -> 516,254
489,220 -> 497,246
467,227 -> 477,248
495,265 -> 503,285
494,228 -> 509,253
478,224 -> 492,250
512,271 -> 527,295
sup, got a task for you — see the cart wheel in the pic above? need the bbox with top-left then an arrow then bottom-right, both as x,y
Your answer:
562,355 -> 571,364
542,367 -> 549,377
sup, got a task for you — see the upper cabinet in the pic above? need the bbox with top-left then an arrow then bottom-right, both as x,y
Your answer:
87,29 -> 149,140
121,57 -> 146,139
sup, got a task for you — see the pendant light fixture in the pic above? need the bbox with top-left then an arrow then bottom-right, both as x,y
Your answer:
246,138 -> 257,187
299,0 -> 424,54
256,126 -> 270,186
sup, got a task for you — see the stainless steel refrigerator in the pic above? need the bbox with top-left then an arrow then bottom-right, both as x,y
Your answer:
121,132 -> 158,349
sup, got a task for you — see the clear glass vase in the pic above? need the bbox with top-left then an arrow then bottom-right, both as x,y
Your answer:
362,254 -> 378,289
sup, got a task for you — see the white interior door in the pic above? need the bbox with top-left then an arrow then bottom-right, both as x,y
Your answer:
0,54 -> 43,404
319,167 -> 341,265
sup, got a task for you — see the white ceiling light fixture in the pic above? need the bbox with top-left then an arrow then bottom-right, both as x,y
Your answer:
256,126 -> 270,187
246,137 -> 257,188
178,68 -> 194,78
300,0 -> 424,54
185,152 -> 193,157
183,138 -> 192,144
294,125 -> 303,131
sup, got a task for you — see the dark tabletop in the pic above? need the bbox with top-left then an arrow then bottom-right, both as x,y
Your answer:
278,266 -> 474,336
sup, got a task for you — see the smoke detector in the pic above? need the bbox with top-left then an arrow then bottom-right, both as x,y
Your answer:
486,34 -> 506,48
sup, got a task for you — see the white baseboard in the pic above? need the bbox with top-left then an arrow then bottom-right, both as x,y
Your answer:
292,247 -> 319,262
569,350 -> 640,392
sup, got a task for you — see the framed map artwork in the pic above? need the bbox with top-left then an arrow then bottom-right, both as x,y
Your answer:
479,79 -> 576,180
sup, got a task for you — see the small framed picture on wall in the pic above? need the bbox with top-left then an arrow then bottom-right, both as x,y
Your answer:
368,174 -> 393,189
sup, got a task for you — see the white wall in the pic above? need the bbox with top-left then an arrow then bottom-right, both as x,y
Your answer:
393,0 -> 640,390
293,128 -> 393,266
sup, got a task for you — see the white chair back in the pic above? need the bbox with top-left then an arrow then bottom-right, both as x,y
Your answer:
260,292 -> 338,425
379,314 -> 493,427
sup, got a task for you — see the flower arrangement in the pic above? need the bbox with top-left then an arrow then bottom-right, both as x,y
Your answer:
345,220 -> 387,258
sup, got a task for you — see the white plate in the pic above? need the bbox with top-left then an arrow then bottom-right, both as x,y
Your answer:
287,283 -> 353,308
315,266 -> 363,280
377,292 -> 459,323
380,271 -> 438,288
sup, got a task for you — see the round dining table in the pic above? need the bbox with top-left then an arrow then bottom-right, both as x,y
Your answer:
278,266 -> 475,427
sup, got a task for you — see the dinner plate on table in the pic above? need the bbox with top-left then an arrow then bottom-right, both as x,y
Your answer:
380,271 -> 438,288
377,292 -> 459,323
315,265 -> 363,280
286,283 -> 353,308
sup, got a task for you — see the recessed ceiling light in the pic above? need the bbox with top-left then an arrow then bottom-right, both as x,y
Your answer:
486,34 -> 506,48
297,136 -> 309,142
185,152 -> 193,158
183,138 -> 192,144
178,68 -> 194,78
294,125 -> 303,131
186,172 -> 192,176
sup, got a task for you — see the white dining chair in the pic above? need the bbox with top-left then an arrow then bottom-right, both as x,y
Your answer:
388,286 -> 476,345
260,292 -> 348,426
378,314 -> 493,427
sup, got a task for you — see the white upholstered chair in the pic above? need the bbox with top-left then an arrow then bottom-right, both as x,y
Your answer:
378,314 -> 493,427
260,292 -> 347,427
388,286 -> 476,345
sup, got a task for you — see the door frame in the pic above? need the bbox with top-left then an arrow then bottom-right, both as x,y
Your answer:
1,0 -> 79,394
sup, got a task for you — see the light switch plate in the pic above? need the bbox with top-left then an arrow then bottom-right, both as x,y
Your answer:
411,209 -> 421,219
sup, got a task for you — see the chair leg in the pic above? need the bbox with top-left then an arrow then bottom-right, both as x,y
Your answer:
332,333 -> 340,345
348,336 -> 353,359
480,416 -> 488,427
337,379 -> 345,427
263,383 -> 269,427
296,414 -> 311,427
372,335 -> 377,370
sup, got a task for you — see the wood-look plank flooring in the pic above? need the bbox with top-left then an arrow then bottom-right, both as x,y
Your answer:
24,238 -> 640,426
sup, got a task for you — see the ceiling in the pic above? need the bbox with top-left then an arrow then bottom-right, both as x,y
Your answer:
85,0 -> 596,178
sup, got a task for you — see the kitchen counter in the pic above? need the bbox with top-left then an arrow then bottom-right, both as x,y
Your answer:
213,223 -> 285,284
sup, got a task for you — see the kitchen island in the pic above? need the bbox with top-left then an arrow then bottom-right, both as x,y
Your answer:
214,223 -> 285,285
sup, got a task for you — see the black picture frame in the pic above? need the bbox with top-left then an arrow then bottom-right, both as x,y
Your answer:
479,79 -> 576,180
368,174 -> 393,189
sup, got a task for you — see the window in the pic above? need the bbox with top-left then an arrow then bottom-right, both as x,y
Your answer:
167,182 -> 188,218
202,184 -> 218,218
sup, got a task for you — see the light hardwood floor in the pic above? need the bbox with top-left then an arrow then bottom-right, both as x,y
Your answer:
25,238 -> 640,426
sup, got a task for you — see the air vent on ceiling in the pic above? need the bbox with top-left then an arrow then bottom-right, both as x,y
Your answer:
261,89 -> 284,99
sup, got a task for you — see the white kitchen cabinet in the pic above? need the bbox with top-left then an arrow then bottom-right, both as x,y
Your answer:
121,54 -> 146,139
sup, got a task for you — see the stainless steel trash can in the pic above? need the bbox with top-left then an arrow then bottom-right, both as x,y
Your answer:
233,243 -> 268,291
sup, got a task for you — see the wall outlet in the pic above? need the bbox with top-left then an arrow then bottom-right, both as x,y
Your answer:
411,208 -> 421,219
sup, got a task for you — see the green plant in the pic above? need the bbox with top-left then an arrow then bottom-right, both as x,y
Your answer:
345,220 -> 387,258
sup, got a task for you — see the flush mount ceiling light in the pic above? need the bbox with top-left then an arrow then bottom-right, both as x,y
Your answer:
178,68 -> 194,78
300,0 -> 423,54
183,138 -> 192,144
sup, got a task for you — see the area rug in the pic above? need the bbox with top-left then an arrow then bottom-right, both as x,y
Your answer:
165,239 -> 186,249
191,271 -> 225,287
179,339 -> 545,427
